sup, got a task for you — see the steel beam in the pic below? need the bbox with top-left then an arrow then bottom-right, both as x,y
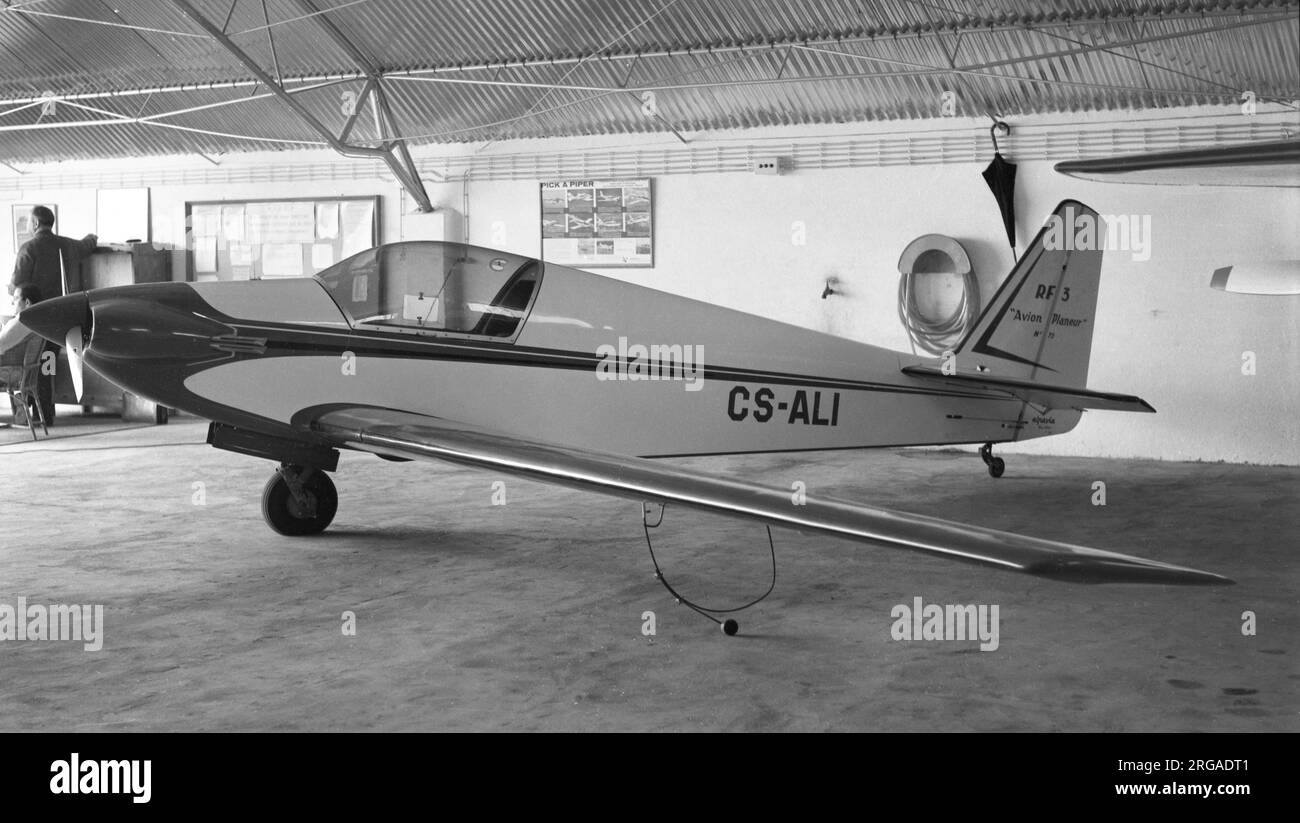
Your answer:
291,0 -> 437,203
169,0 -> 434,211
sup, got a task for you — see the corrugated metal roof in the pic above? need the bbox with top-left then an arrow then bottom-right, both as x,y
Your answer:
0,0 -> 1296,163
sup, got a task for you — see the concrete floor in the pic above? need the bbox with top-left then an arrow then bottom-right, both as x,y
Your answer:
1,410 -> 1296,731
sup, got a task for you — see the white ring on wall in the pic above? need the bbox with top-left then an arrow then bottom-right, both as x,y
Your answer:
896,234 -> 979,356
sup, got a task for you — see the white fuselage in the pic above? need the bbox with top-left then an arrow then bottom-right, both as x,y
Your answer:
172,261 -> 1073,457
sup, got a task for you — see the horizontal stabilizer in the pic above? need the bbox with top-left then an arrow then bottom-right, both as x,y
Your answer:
901,365 -> 1155,413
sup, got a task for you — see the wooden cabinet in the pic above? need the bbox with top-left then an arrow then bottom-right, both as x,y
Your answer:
81,242 -> 171,290
53,244 -> 173,422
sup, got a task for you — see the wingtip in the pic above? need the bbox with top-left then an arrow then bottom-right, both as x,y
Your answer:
1026,557 -> 1234,586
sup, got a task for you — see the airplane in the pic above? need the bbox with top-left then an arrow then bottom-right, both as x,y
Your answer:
19,200 -> 1231,634
1210,260 -> 1300,295
1054,139 -> 1300,187
1055,141 -> 1300,297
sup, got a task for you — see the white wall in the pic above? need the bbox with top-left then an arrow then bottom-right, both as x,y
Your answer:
2,111 -> 1296,465
439,154 -> 1299,466
3,178 -> 402,284
0,163 -> 462,282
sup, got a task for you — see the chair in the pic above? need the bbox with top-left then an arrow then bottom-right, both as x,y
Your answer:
0,335 -> 49,440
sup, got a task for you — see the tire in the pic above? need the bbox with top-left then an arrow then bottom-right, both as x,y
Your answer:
262,470 -> 338,536
988,457 -> 1006,478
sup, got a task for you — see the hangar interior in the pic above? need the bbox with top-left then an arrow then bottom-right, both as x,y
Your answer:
0,1 -> 1296,732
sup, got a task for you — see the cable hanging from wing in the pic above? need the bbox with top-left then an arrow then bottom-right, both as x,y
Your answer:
641,502 -> 776,636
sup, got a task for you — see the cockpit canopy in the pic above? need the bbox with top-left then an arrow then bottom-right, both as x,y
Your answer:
314,242 -> 541,339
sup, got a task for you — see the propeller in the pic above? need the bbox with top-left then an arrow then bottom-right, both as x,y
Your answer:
65,325 -> 86,400
16,292 -> 91,399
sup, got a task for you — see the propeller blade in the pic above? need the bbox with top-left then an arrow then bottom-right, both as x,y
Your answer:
65,326 -> 85,401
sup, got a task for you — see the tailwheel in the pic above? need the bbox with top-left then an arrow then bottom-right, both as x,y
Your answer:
979,442 -> 1006,478
262,464 -> 338,536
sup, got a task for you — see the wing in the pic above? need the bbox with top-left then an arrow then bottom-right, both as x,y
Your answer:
901,365 -> 1155,414
311,408 -> 1227,585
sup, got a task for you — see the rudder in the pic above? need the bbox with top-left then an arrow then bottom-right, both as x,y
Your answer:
955,200 -> 1103,387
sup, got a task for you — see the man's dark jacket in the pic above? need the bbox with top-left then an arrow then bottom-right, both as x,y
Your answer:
9,227 -> 97,299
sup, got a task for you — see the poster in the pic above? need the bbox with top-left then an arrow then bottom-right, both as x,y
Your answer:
246,201 -> 315,244
229,243 -> 254,267
340,200 -> 374,258
11,204 -> 56,250
221,205 -> 245,242
195,237 -> 218,273
191,204 -> 220,238
316,202 -> 339,240
540,178 -> 652,267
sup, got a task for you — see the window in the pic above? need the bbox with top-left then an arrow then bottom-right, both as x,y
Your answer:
315,242 -> 541,339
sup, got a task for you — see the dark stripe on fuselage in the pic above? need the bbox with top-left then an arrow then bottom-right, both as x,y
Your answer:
229,320 -> 999,400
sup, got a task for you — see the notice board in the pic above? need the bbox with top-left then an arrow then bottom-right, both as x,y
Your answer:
540,178 -> 653,267
185,196 -> 379,281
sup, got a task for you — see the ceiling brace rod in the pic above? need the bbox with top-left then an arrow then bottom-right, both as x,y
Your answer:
169,0 -> 434,211
292,0 -> 441,191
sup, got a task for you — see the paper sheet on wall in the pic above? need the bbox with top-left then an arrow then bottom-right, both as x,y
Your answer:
221,205 -> 245,242
261,243 -> 304,278
96,188 -> 150,243
340,200 -> 373,257
311,243 -> 334,271
246,202 -> 315,244
195,236 -> 218,272
191,205 -> 220,238
229,243 -> 253,267
316,203 -> 339,240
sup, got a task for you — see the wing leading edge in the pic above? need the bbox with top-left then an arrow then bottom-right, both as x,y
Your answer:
311,408 -> 1228,585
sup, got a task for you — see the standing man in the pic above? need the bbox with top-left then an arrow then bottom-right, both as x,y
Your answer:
8,206 -> 96,424
9,205 -> 96,299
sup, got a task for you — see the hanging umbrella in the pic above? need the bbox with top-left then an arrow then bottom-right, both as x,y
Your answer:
981,121 -> 1017,253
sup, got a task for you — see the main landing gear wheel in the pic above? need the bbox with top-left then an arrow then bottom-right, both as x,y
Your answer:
979,442 -> 1006,479
262,464 -> 338,536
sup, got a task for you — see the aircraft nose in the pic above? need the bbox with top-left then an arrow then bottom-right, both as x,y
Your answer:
17,291 -> 90,346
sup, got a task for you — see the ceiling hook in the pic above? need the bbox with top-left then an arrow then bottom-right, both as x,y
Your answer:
990,120 -> 1011,154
